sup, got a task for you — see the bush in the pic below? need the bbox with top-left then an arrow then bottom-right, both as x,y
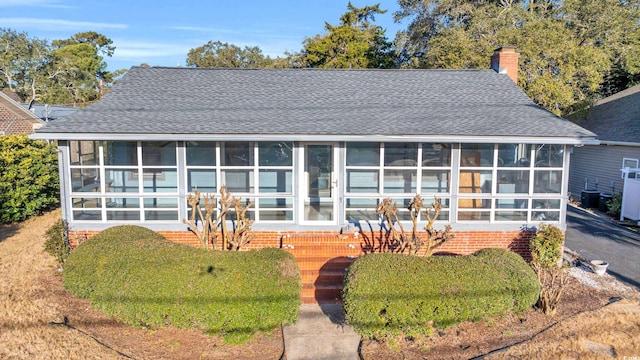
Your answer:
44,219 -> 69,269
530,224 -> 564,269
606,192 -> 622,219
0,135 -> 59,224
63,225 -> 301,343
342,248 -> 540,339
530,223 -> 567,315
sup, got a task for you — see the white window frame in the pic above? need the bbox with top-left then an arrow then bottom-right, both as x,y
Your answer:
69,140 -> 181,223
622,158 -> 639,179
185,141 -> 296,223
457,143 -> 564,224
344,142 -> 452,223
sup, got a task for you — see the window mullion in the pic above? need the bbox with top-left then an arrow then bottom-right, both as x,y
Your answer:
99,143 -> 106,222
416,143 -> 423,195
491,144 -> 498,222
254,142 -> 260,220
528,147 -> 535,223
137,141 -> 145,220
379,144 -> 384,194
216,143 -> 221,197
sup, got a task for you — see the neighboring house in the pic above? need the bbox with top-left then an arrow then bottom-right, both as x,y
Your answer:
33,47 -> 595,302
568,85 -> 640,206
24,103 -> 79,122
0,91 -> 44,135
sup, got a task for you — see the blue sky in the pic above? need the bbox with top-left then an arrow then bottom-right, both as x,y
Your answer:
0,0 -> 405,71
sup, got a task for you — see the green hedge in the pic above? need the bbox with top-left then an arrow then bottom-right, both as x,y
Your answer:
0,135 -> 59,223
343,248 -> 540,338
63,225 -> 301,343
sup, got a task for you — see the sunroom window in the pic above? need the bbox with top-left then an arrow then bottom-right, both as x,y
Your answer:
345,142 -> 451,222
207,141 -> 294,222
70,141 -> 180,222
186,141 -> 216,193
457,143 -> 563,223
256,141 -> 293,221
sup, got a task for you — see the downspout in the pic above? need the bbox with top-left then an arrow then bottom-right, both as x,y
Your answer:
56,142 -> 70,229
560,144 -> 573,232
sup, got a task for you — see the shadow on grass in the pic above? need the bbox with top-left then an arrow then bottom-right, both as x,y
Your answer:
0,223 -> 20,243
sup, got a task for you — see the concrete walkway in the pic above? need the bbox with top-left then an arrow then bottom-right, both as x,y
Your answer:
565,205 -> 640,289
283,304 -> 360,360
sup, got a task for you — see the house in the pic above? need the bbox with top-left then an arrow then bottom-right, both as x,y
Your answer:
33,47 -> 595,303
568,84 -> 640,210
23,103 -> 79,122
0,91 -> 44,135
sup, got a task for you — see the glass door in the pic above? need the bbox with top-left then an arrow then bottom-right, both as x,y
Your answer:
303,144 -> 338,223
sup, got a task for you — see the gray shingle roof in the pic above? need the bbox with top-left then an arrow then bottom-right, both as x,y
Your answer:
23,104 -> 79,121
576,84 -> 640,144
35,67 -> 594,141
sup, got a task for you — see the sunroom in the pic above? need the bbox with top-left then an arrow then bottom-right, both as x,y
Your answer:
64,139 -> 567,230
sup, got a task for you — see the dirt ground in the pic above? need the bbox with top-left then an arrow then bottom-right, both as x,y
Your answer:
2,210 -> 640,359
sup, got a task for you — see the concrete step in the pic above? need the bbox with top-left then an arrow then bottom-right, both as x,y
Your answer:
284,304 -> 360,360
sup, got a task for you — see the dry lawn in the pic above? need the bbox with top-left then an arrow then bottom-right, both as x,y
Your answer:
2,211 -> 640,359
487,299 -> 640,359
0,210 -> 122,359
0,210 -> 282,359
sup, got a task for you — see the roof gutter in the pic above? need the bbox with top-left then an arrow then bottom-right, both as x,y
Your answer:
30,132 -> 598,145
598,140 -> 640,147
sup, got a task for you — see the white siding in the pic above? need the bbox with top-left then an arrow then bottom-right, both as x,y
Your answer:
569,144 -> 640,200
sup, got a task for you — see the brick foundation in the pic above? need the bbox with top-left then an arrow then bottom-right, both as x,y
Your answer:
68,229 -> 535,258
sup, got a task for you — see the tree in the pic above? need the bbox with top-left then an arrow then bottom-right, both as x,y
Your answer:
0,29 -> 121,105
299,2 -> 395,68
52,31 -> 115,57
50,31 -> 117,100
394,0 -> 640,116
186,41 -> 275,68
0,28 -> 49,102
46,42 -> 103,105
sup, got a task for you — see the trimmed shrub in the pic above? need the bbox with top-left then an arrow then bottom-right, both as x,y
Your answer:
530,223 -> 564,269
0,135 -> 59,224
342,248 -> 540,339
63,225 -> 301,343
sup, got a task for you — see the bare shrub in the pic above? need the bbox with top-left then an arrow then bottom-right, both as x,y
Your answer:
375,195 -> 452,256
183,185 -> 254,251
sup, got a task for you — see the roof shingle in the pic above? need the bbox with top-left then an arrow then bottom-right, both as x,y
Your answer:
576,84 -> 640,144
36,67 -> 595,141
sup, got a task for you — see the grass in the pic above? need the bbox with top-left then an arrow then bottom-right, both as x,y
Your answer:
63,225 -> 301,344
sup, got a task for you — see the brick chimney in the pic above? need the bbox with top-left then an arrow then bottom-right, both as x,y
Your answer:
490,46 -> 519,84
